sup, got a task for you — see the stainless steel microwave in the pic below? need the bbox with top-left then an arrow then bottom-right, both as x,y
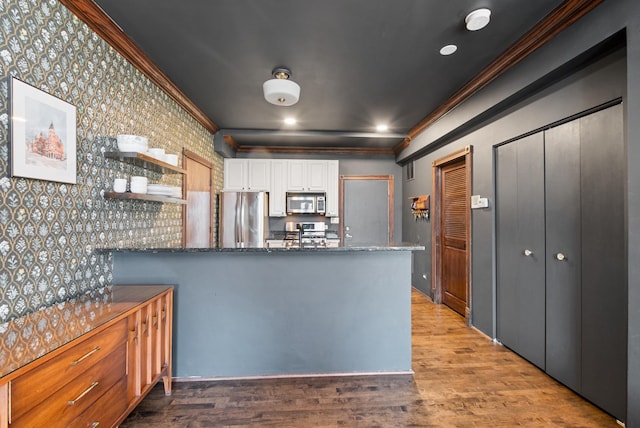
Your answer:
286,192 -> 326,215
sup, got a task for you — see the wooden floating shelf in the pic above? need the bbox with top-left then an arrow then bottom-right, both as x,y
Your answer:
104,191 -> 187,205
104,151 -> 186,174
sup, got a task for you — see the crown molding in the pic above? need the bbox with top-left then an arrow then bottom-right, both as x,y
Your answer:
394,0 -> 605,154
60,0 -> 219,134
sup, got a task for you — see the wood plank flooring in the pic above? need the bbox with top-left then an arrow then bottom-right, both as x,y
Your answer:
121,290 -> 620,427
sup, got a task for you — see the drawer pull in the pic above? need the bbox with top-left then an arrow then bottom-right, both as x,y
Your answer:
68,381 -> 99,406
71,346 -> 101,366
90,423 -> 100,428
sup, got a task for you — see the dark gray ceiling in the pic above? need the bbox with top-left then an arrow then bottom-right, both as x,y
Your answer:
93,0 -> 565,151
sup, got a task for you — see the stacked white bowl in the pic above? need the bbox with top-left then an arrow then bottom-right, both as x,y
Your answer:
113,178 -> 127,193
165,154 -> 178,166
117,135 -> 148,153
147,148 -> 165,161
130,176 -> 148,194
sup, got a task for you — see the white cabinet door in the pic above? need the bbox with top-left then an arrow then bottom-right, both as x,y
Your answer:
325,160 -> 339,217
224,159 -> 271,191
247,159 -> 271,191
286,160 -> 327,192
306,160 -> 328,191
286,160 -> 307,191
270,160 -> 287,216
223,159 -> 247,190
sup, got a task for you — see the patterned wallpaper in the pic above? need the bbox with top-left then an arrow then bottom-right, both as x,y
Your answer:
0,0 -> 223,322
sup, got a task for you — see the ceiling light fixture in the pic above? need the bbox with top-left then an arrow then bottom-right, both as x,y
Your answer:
284,117 -> 297,125
465,8 -> 491,31
376,124 -> 389,132
439,44 -> 458,56
263,67 -> 301,106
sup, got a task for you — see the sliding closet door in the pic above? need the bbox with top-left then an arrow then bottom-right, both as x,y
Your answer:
496,133 -> 546,369
544,120 -> 581,392
580,103 -> 626,419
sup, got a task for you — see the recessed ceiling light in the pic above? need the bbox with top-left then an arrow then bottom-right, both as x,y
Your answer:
376,124 -> 389,132
439,44 -> 458,56
465,8 -> 491,31
284,117 -> 297,125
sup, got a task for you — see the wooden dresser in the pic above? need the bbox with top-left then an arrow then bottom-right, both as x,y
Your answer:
0,285 -> 173,428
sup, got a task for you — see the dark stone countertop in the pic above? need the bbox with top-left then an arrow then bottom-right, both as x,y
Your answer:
98,243 -> 425,253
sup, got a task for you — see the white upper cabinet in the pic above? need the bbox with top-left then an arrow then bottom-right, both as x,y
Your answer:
325,160 -> 339,217
223,159 -> 271,191
247,159 -> 271,190
286,160 -> 327,192
224,158 -> 339,216
223,159 -> 247,190
269,160 -> 287,217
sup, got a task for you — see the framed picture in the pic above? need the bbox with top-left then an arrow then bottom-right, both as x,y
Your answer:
9,77 -> 77,184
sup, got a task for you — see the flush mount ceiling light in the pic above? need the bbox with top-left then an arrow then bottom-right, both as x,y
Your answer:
439,44 -> 458,56
263,67 -> 301,106
284,117 -> 297,125
376,124 -> 389,132
465,8 -> 491,31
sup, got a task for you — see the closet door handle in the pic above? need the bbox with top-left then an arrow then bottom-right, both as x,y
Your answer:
555,252 -> 567,261
523,249 -> 533,256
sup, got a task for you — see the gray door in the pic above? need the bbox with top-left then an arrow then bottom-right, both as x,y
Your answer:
343,179 -> 390,244
579,104 -> 626,419
496,132 -> 546,369
545,120 -> 582,391
496,104 -> 626,420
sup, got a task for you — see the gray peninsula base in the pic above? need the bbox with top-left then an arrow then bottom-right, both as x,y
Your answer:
112,248 -> 414,379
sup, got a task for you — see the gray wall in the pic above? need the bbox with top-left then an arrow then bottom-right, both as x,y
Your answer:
405,47 -> 626,326
400,0 -> 640,423
114,250 -> 412,378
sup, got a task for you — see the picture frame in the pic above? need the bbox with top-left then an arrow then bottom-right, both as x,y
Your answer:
9,77 -> 77,184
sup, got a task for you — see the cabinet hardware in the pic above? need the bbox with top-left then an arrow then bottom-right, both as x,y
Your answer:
555,252 -> 567,261
523,249 -> 533,256
90,422 -> 100,428
67,381 -> 99,406
70,346 -> 101,366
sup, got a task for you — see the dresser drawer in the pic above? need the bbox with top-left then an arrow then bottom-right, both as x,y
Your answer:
10,345 -> 126,427
68,377 -> 128,428
11,319 -> 127,421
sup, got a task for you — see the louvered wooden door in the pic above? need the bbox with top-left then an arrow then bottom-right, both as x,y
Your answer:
440,159 -> 468,316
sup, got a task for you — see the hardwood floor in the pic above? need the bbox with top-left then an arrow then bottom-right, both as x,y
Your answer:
121,290 -> 619,427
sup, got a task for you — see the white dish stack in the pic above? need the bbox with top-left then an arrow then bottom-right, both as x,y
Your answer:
165,154 -> 179,166
147,148 -> 165,161
146,184 -> 182,197
130,176 -> 148,194
117,135 -> 148,153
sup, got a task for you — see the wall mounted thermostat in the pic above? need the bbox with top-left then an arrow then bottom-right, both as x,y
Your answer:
471,194 -> 489,209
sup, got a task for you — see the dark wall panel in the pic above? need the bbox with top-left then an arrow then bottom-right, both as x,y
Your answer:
579,104 -> 627,419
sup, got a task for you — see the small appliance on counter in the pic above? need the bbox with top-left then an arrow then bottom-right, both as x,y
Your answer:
220,191 -> 269,248
286,192 -> 326,215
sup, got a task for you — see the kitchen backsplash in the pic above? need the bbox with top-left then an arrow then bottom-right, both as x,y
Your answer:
0,0 -> 222,322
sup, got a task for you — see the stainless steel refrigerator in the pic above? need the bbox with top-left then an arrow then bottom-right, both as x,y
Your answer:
220,191 -> 269,248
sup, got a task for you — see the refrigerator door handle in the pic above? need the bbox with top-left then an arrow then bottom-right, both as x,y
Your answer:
235,193 -> 242,246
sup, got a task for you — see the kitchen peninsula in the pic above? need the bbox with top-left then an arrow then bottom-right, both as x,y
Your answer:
110,243 -> 422,379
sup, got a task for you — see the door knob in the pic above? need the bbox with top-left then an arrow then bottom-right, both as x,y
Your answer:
555,252 -> 567,261
523,249 -> 533,256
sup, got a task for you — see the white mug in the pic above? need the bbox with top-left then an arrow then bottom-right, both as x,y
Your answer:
113,178 -> 127,193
